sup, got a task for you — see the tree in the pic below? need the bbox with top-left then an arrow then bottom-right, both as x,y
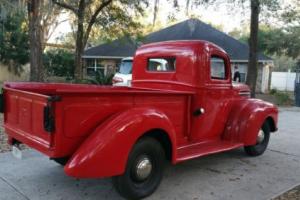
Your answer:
234,26 -> 299,59
229,1 -> 300,72
153,0 -> 159,27
27,0 -> 44,81
27,0 -> 62,81
0,11 -> 29,74
52,0 -> 147,80
43,49 -> 74,78
223,0 -> 280,97
280,0 -> 300,59
246,0 -> 260,97
41,2 -> 66,51
1,1 -> 62,81
184,0 -> 282,96
233,0 -> 282,97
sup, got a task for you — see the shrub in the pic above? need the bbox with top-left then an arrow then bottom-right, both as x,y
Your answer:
43,49 -> 74,78
274,92 -> 291,105
83,71 -> 114,85
270,88 -> 277,95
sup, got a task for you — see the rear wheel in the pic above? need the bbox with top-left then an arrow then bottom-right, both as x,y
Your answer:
244,122 -> 270,156
112,137 -> 165,200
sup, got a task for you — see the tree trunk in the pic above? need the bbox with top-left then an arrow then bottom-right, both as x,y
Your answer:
74,18 -> 84,80
73,1 -> 86,80
28,0 -> 44,82
246,0 -> 260,98
153,0 -> 159,27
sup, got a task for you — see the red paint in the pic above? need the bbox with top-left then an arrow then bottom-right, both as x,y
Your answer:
2,40 -> 278,179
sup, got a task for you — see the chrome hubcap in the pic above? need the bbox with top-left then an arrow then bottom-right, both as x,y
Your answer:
256,129 -> 265,144
135,157 -> 152,181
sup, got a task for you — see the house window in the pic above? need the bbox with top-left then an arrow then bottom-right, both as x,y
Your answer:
210,56 -> 226,80
86,59 -> 105,76
240,73 -> 246,82
147,58 -> 176,72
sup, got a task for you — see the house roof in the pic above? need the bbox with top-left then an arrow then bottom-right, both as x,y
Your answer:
83,18 -> 272,61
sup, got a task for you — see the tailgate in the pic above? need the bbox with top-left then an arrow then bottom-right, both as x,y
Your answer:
3,87 -> 55,151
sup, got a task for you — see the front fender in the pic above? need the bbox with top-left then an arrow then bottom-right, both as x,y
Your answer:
64,107 -> 177,178
223,99 -> 278,146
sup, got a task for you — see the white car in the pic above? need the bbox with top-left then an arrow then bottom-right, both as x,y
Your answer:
112,57 -> 133,86
112,57 -> 173,86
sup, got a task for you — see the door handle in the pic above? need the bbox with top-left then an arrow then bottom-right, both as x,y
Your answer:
193,108 -> 205,116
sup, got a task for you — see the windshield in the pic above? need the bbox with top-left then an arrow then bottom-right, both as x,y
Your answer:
119,60 -> 133,74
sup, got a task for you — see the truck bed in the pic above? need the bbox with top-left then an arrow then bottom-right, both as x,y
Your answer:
3,82 -> 193,158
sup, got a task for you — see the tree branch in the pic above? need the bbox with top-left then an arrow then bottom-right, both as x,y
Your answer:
83,0 -> 113,45
52,0 -> 77,13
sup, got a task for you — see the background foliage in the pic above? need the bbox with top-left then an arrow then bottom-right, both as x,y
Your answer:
0,11 -> 29,74
43,49 -> 74,78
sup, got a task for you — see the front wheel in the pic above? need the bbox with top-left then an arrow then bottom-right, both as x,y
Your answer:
244,122 -> 270,156
112,137 -> 165,200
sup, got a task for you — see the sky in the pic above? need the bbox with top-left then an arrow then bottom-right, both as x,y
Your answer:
49,0 -> 249,43
49,0 -> 290,43
149,0 -> 249,32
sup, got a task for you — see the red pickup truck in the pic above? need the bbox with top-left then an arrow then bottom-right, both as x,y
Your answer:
1,40 -> 278,199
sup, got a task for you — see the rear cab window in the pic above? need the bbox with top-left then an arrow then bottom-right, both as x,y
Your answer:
147,58 -> 176,72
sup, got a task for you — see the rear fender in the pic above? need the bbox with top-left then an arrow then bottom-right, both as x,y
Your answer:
64,107 -> 176,178
223,99 -> 278,146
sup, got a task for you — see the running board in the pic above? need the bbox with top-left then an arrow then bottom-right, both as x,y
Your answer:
176,140 -> 243,163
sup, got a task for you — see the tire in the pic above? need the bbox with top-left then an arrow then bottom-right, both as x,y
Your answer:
112,137 -> 165,200
244,122 -> 270,156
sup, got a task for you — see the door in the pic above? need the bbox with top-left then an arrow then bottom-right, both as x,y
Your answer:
190,51 -> 234,142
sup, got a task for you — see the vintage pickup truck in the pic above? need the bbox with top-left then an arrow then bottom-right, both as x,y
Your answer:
0,40 -> 278,200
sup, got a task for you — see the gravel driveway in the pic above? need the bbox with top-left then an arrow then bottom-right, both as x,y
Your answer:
0,114 -> 11,153
0,108 -> 300,200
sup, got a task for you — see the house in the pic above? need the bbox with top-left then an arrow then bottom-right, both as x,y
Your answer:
83,18 -> 273,93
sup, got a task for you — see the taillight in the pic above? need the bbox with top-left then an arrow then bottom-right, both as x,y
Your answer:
112,77 -> 124,84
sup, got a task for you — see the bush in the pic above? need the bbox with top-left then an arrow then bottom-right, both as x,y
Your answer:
274,92 -> 291,105
270,88 -> 278,95
84,71 -> 114,85
0,11 -> 29,74
43,49 -> 74,78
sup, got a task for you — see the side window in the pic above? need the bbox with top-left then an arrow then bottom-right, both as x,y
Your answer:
147,58 -> 176,72
210,56 -> 227,80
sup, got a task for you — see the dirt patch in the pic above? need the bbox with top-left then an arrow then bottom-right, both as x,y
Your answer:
273,185 -> 300,200
256,93 -> 294,106
0,114 -> 11,153
256,94 -> 277,104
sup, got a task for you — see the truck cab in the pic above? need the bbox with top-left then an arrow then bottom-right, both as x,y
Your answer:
132,41 -> 252,145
